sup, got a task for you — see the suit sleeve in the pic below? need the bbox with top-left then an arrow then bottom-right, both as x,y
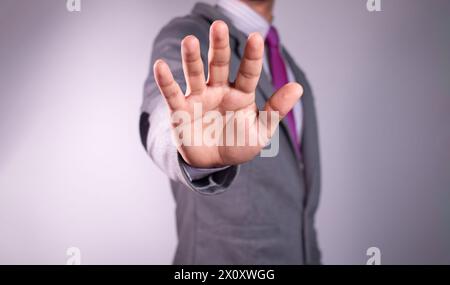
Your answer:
139,17 -> 239,195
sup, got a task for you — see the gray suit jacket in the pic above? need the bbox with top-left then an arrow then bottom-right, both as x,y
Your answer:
140,3 -> 321,265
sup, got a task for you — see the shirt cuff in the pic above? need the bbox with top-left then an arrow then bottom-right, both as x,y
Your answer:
178,154 -> 239,195
182,163 -> 231,181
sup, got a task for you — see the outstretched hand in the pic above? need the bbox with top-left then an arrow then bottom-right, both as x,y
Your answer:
153,20 -> 302,168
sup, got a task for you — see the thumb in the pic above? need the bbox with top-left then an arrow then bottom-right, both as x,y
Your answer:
263,82 -> 303,119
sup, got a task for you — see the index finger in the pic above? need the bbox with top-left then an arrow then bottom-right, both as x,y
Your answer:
234,32 -> 264,94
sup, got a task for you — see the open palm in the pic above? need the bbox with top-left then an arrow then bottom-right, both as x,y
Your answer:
153,20 -> 302,168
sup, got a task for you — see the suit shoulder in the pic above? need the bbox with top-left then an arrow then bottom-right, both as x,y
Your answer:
156,14 -> 210,44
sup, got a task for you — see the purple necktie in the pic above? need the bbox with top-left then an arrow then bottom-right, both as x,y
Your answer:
265,26 -> 299,148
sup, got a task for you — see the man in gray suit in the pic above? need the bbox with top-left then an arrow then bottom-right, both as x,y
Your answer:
140,0 -> 321,264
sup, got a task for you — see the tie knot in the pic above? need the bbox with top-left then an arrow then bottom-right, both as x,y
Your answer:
266,26 -> 280,48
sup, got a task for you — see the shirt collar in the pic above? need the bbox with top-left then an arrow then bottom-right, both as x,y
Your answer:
217,0 -> 270,38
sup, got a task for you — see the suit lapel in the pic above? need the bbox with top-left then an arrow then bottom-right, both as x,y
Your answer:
282,47 -> 304,152
282,47 -> 309,145
282,48 -> 321,208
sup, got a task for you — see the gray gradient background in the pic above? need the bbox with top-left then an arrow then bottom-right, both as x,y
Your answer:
0,0 -> 449,264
